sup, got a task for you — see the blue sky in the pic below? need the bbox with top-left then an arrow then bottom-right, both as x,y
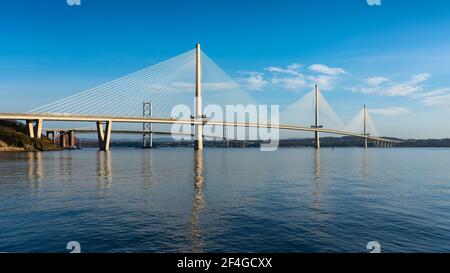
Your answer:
1,0 -> 450,138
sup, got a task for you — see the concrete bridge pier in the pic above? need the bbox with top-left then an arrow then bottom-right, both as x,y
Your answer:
363,105 -> 368,149
68,130 -> 75,148
59,131 -> 66,148
26,119 -> 43,139
97,121 -> 112,151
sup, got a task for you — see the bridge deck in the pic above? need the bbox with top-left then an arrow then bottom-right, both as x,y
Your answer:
0,112 -> 401,143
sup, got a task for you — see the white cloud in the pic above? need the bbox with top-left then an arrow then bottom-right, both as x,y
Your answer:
422,92 -> 450,108
272,76 -> 308,90
423,94 -> 450,107
237,72 -> 269,91
365,77 -> 390,86
354,73 -> 430,97
266,63 -> 303,76
411,73 -> 430,84
307,74 -> 335,91
353,73 -> 450,109
413,88 -> 450,99
369,107 -> 411,116
308,64 -> 347,76
237,63 -> 347,92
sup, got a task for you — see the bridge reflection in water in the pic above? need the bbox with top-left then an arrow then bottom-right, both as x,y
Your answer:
97,151 -> 112,189
312,150 -> 321,210
92,149 -> 206,252
191,151 -> 205,253
27,152 -> 43,189
19,148 -> 378,252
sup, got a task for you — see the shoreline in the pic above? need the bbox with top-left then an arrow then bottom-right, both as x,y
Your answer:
0,147 -> 26,152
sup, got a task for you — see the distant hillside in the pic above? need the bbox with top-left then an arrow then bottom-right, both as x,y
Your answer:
0,120 -> 60,152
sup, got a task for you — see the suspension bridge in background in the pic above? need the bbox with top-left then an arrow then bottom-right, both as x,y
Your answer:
0,44 -> 401,150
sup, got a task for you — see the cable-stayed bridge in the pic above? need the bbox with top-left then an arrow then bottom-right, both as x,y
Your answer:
0,44 -> 401,150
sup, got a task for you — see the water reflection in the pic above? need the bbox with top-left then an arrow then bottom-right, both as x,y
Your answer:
362,149 -> 369,194
27,152 -> 43,188
311,149 -> 321,209
142,151 -> 154,187
97,151 -> 112,189
191,150 -> 205,253
57,152 -> 73,181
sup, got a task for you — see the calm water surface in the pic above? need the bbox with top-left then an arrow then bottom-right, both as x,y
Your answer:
0,148 -> 450,253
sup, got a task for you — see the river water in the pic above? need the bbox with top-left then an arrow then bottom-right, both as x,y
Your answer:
0,148 -> 449,253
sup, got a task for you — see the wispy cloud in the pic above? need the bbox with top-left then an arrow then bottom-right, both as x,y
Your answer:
353,73 -> 430,97
413,88 -> 450,99
271,76 -> 308,90
365,77 -> 390,86
238,63 -> 347,92
369,106 -> 411,116
266,63 -> 303,76
352,73 -> 450,109
308,64 -> 347,76
422,93 -> 450,108
237,72 -> 269,91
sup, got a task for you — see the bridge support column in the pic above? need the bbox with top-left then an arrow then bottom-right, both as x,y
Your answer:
97,121 -> 112,151
26,120 -> 35,138
26,119 -> 43,139
314,85 -> 320,149
363,105 -> 368,149
59,131 -> 66,148
68,130 -> 75,148
223,125 -> 229,148
35,119 -> 43,139
194,43 -> 204,151
143,101 -> 153,148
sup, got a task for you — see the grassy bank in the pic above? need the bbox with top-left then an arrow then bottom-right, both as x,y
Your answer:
0,120 -> 60,151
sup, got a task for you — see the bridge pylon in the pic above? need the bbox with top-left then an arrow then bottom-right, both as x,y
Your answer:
194,43 -> 204,150
363,105 -> 368,149
311,84 -> 323,149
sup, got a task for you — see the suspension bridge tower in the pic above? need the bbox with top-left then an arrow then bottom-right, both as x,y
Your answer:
194,43 -> 204,150
311,84 -> 323,149
364,105 -> 368,149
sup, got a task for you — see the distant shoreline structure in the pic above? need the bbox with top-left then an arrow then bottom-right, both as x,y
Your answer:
76,136 -> 450,149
